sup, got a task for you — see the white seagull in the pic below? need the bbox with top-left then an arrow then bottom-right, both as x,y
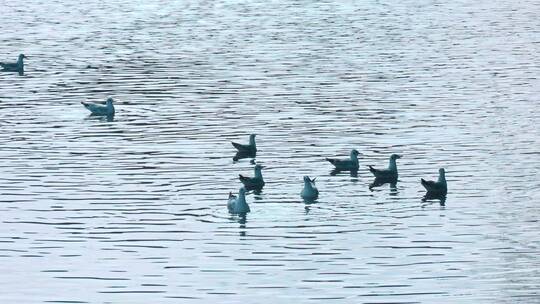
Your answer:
227,187 -> 250,214
81,97 -> 115,116
301,176 -> 319,200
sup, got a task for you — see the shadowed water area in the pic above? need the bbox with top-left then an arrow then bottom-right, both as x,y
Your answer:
1,0 -> 539,303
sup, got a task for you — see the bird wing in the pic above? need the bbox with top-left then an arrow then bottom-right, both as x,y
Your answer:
0,62 -> 17,70
239,174 -> 251,183
325,158 -> 338,165
81,101 -> 106,113
81,101 -> 92,109
227,198 -> 236,211
370,166 -> 393,174
231,142 -> 248,150
421,178 -> 437,189
368,165 -> 379,174
326,158 -> 348,166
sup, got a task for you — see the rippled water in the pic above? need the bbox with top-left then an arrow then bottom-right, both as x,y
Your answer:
1,0 -> 540,303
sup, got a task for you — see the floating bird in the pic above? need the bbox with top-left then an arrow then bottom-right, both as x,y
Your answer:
1,54 -> 27,75
81,97 -> 115,116
227,187 -> 250,214
421,168 -> 447,195
326,149 -> 360,171
368,154 -> 401,180
301,176 -> 319,200
239,164 -> 265,191
232,134 -> 257,155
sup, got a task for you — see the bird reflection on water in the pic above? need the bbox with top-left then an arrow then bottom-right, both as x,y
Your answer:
233,151 -> 256,162
421,192 -> 447,206
330,168 -> 358,177
85,114 -> 115,122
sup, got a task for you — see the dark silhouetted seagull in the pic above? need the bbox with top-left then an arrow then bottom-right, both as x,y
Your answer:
421,168 -> 447,195
368,154 -> 401,180
232,134 -> 257,155
326,149 -> 360,171
239,164 -> 265,191
1,54 -> 27,75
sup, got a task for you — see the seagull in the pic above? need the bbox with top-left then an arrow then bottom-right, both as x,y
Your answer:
1,54 -> 27,75
326,149 -> 360,171
301,176 -> 319,200
81,97 -> 115,116
239,164 -> 265,191
227,187 -> 250,214
231,134 -> 257,155
368,154 -> 401,180
421,168 -> 447,195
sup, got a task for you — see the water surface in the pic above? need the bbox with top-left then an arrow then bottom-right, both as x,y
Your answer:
1,0 -> 539,303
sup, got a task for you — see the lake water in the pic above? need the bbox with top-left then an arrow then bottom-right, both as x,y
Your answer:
1,0 -> 539,303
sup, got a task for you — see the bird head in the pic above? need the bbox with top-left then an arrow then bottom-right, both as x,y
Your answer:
249,134 -> 256,145
239,187 -> 247,195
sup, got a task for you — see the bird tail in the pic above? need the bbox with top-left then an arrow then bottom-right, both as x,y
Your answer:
368,165 -> 376,173
238,174 -> 248,182
325,158 -> 336,165
421,178 -> 435,190
231,142 -> 242,149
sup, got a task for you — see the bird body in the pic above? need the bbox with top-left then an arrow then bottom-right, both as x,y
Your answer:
421,168 -> 447,194
81,97 -> 115,116
326,149 -> 360,171
301,176 -> 319,200
231,134 -> 257,154
239,164 -> 265,190
368,154 -> 401,180
227,188 -> 250,214
1,54 -> 26,75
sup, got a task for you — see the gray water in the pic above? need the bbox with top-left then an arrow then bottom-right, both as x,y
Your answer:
1,0 -> 539,303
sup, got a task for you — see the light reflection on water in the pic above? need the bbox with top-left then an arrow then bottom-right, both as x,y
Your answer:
1,0 -> 539,303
